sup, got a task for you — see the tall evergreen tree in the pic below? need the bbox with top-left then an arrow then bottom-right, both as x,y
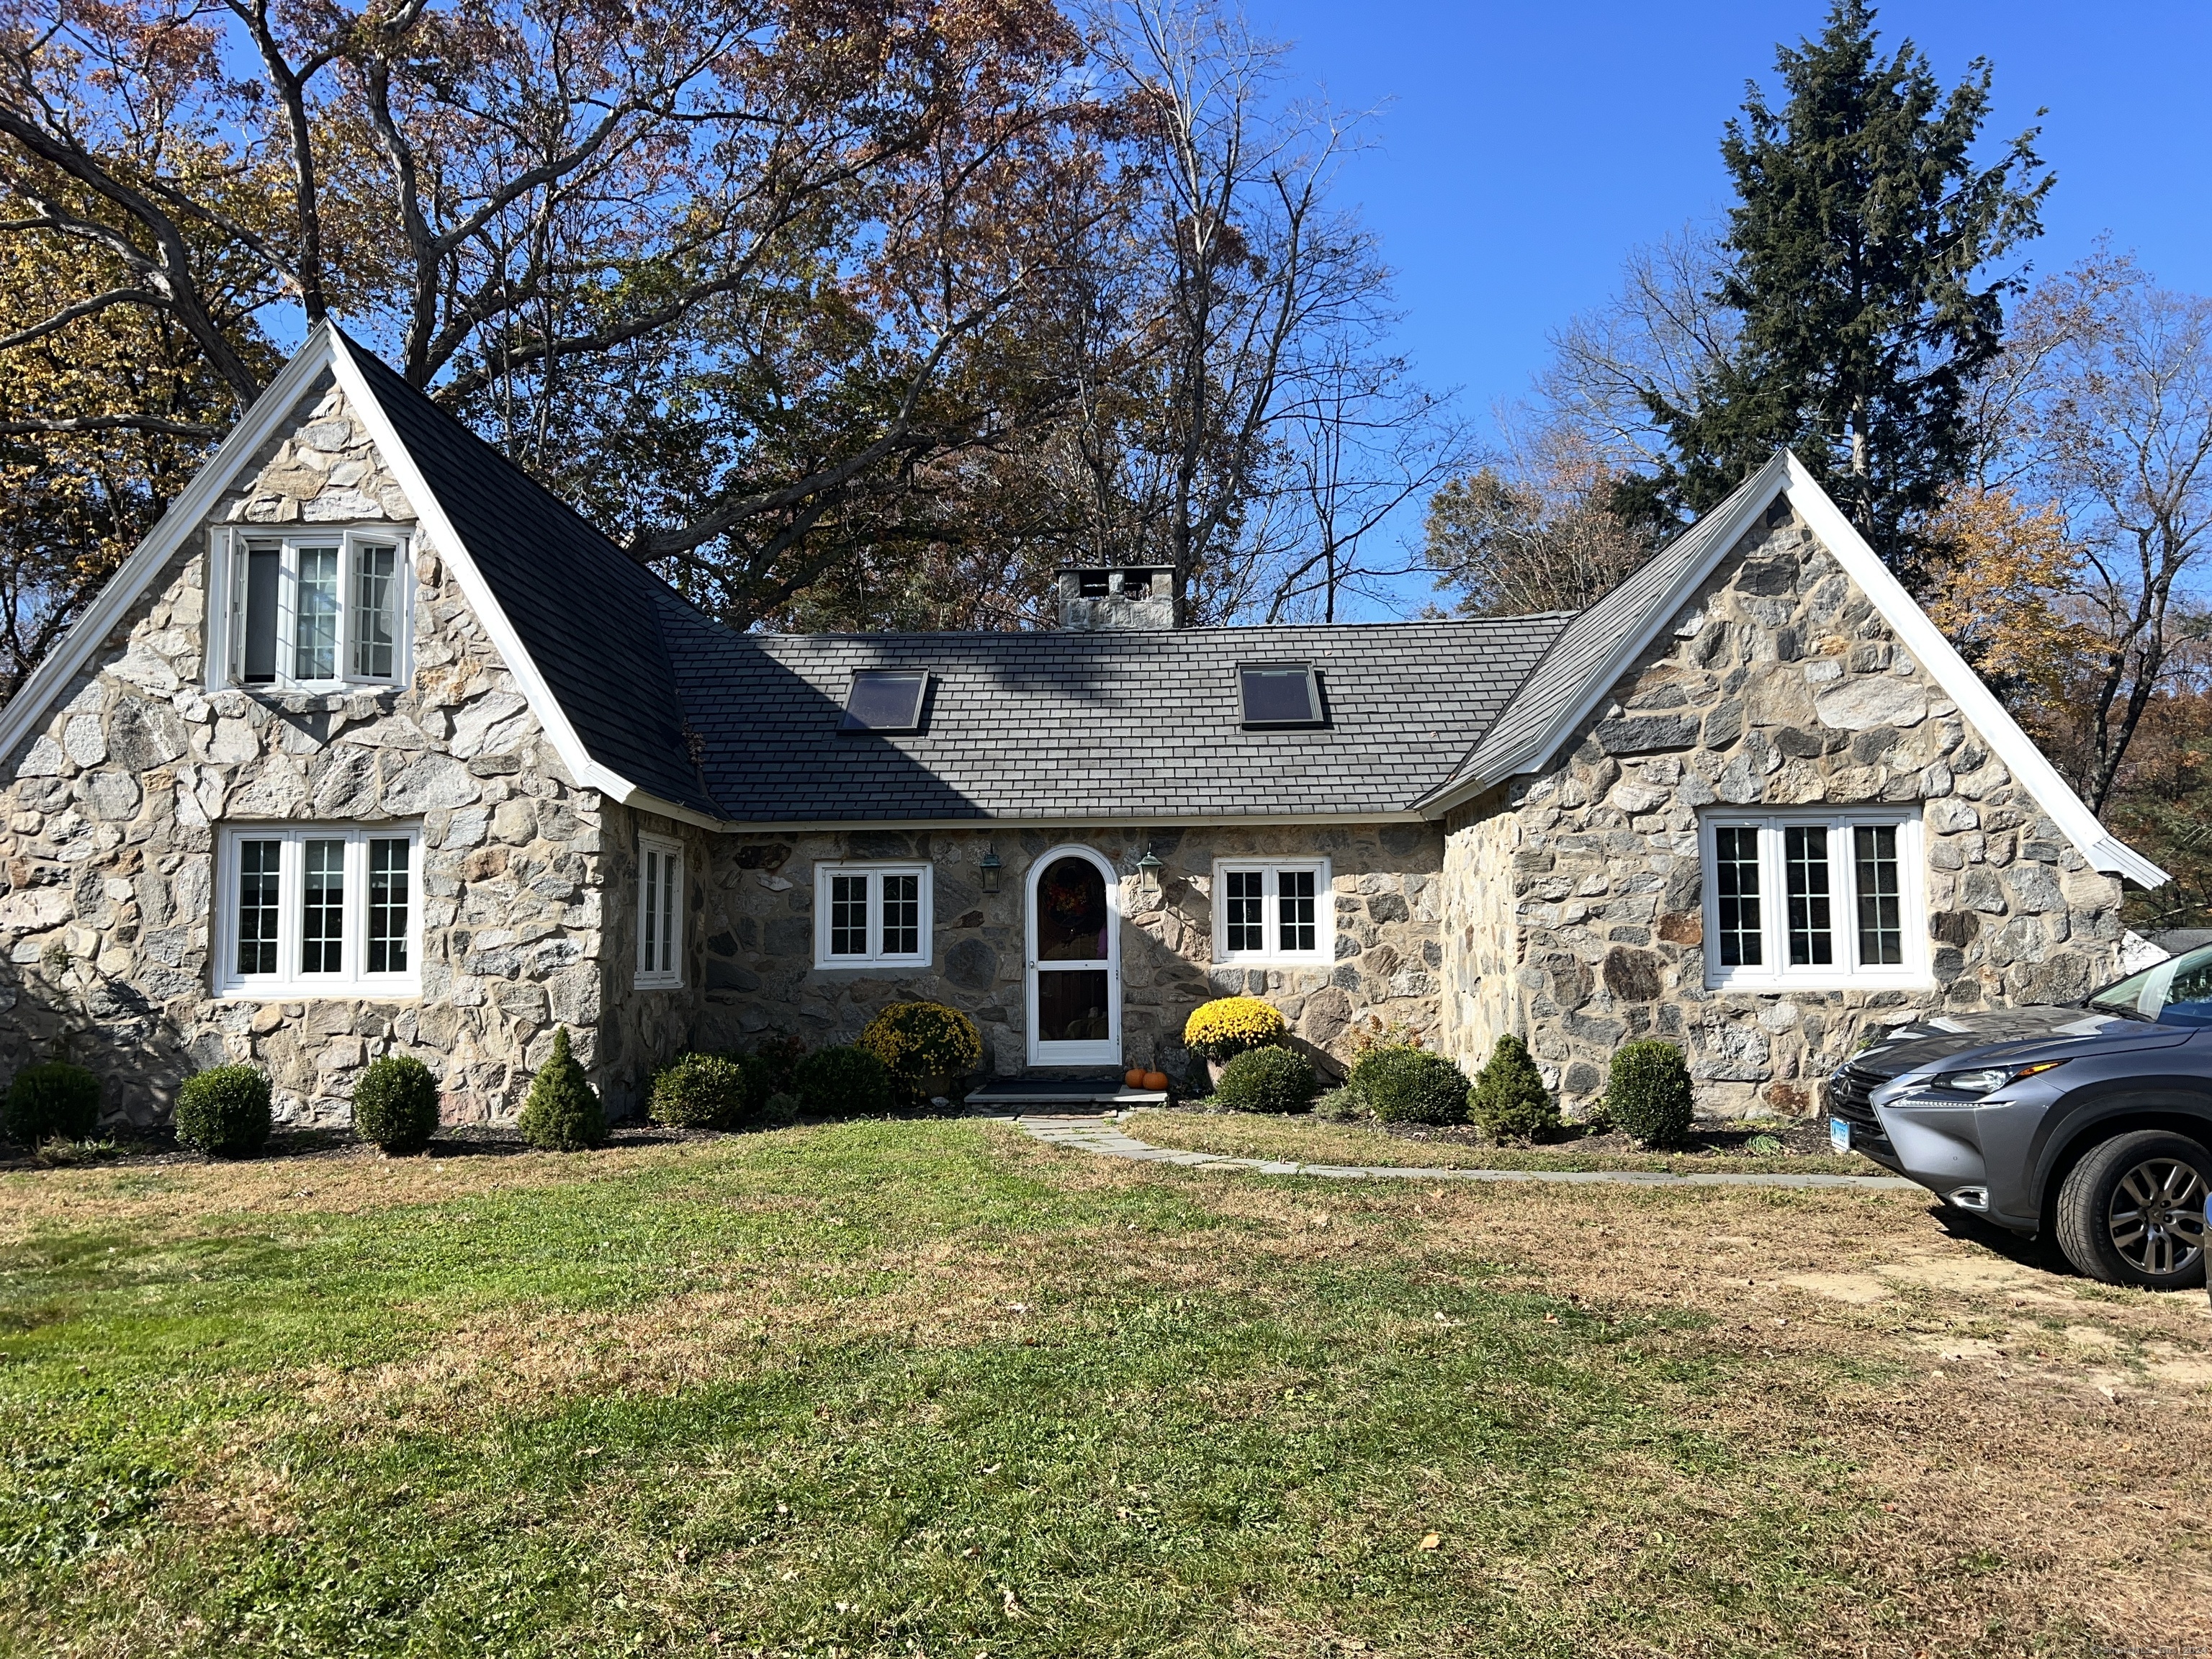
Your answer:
1632,1 -> 2050,581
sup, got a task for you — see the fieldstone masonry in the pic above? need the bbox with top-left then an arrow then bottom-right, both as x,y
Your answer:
1439,503 -> 2127,1118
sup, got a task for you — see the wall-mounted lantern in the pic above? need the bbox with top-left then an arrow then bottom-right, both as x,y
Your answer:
979,848 -> 1002,894
1136,850 -> 1164,894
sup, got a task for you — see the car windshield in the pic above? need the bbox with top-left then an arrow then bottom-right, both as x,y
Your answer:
2086,944 -> 2212,1026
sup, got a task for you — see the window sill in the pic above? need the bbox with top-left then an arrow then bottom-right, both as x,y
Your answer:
1215,956 -> 1333,969
216,983 -> 422,1002
1704,975 -> 1932,995
812,958 -> 932,973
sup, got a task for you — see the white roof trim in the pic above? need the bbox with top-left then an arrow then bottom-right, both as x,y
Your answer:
324,329 -> 643,806
0,323 -> 345,764
1424,450 -> 2164,888
1778,452 -> 2167,889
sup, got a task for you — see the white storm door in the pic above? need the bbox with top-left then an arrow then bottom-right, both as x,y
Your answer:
1025,848 -> 1121,1067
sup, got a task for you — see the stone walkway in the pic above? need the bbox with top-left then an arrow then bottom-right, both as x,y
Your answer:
989,1112 -> 1925,1191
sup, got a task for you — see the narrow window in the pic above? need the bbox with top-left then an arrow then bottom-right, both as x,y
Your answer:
636,837 -> 683,985
243,545 -> 282,685
1784,824 -> 1833,966
351,544 -> 399,680
294,545 -> 341,680
367,837 -> 410,974
1855,825 -> 1904,966
830,873 -> 870,957
300,837 -> 346,974
640,849 -> 662,971
1714,826 -> 1763,967
1225,870 -> 1265,953
881,873 -> 921,957
1278,868 -> 1317,953
235,838 -> 282,975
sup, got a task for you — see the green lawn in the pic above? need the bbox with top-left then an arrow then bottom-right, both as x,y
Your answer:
0,1119 -> 2198,1656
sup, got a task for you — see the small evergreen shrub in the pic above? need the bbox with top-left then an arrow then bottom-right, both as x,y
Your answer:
1467,1034 -> 1559,1143
791,1045 -> 893,1117
1353,1047 -> 1470,1126
859,1002 -> 983,1099
352,1055 -> 441,1154
3,1061 -> 100,1146
1210,1045 -> 1320,1115
1182,997 -> 1287,1061
649,1052 -> 752,1130
518,1027 -> 608,1151
1313,1084 -> 1367,1122
1606,1040 -> 1695,1148
750,1033 -> 807,1095
175,1066 -> 273,1158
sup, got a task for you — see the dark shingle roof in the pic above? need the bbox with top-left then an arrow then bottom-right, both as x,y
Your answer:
341,337 -> 719,817
658,604 -> 1570,821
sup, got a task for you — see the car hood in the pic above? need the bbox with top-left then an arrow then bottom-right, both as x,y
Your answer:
1846,1006 -> 2190,1082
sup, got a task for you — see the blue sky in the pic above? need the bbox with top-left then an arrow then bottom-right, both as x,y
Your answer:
1254,0 -> 2212,613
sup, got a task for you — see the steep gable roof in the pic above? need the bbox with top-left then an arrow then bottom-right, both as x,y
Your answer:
1420,452 -> 2168,889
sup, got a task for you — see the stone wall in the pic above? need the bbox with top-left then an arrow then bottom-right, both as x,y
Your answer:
1446,503 -> 2128,1118
1436,792 -> 1521,1078
0,372 -> 617,1127
693,823 -> 1445,1082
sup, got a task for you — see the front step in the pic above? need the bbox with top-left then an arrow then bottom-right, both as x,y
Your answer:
965,1076 -> 1168,1109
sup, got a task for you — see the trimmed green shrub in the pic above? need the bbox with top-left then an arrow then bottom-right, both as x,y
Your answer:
175,1066 -> 272,1158
750,1034 -> 806,1096
791,1045 -> 893,1117
1313,1084 -> 1367,1122
859,1002 -> 983,1096
649,1052 -> 752,1130
352,1055 -> 441,1154
518,1027 -> 608,1151
1606,1040 -> 1694,1148
4,1061 -> 99,1146
1353,1047 -> 1470,1126
1467,1034 -> 1558,1143
1210,1045 -> 1320,1115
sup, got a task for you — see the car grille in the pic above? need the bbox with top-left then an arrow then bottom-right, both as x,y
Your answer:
1827,1063 -> 1894,1156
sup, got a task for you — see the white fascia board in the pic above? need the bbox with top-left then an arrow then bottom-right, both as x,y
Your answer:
703,810 -> 1434,834
325,330 -> 645,810
1416,451 -> 1794,819
0,322 -> 347,763
1779,453 -> 2168,888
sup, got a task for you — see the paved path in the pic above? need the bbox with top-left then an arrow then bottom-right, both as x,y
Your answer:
989,1112 -> 1925,1192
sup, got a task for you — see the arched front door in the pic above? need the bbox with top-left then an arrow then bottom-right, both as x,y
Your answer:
1026,846 -> 1120,1068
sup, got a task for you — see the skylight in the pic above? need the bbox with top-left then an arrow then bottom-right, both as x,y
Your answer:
1238,663 -> 1323,727
841,670 -> 929,733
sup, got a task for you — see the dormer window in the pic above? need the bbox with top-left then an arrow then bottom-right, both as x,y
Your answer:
212,528 -> 410,691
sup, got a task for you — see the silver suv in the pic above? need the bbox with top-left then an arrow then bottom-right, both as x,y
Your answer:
1830,945 -> 2212,1289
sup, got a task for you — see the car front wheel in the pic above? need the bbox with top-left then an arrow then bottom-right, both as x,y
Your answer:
2054,1130 -> 2212,1290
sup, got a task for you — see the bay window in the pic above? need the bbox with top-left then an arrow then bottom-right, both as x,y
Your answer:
217,824 -> 421,996
213,529 -> 410,691
1213,858 -> 1332,966
1699,811 -> 1924,990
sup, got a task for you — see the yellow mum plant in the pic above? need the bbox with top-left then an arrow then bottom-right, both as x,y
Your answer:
859,1001 -> 984,1083
1182,995 -> 1287,1060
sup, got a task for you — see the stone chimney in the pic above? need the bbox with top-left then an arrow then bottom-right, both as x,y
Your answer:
1055,565 -> 1179,630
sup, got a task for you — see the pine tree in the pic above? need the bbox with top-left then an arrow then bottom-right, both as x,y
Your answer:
1639,1 -> 2049,582
518,1027 -> 608,1152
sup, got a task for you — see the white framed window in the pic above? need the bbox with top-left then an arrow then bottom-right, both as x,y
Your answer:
215,824 -> 422,997
814,862 -> 933,968
1212,858 -> 1333,966
637,834 -> 684,989
210,527 -> 411,692
1699,810 -> 1926,991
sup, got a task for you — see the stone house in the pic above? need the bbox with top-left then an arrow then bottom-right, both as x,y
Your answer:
0,325 -> 2167,1125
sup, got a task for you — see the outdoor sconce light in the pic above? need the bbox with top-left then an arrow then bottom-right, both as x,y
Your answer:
979,848 -> 1002,894
1136,850 -> 1164,892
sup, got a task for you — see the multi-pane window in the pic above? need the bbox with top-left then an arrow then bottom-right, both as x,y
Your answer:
217,826 -> 420,994
814,863 -> 933,968
1701,814 -> 1923,988
218,531 -> 408,690
637,835 -> 683,988
1213,860 -> 1331,964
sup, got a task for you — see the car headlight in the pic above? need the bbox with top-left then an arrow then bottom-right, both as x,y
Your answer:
1929,1058 -> 2067,1097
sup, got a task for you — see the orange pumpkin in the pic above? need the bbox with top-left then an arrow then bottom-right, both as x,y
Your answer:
1141,1070 -> 1170,1092
1125,1069 -> 1148,1088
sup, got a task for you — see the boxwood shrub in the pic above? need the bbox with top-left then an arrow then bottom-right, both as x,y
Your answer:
176,1066 -> 273,1158
1352,1047 -> 1470,1126
649,1052 -> 752,1130
791,1045 -> 893,1118
1606,1040 -> 1695,1148
352,1055 -> 441,1154
1210,1046 -> 1320,1115
3,1061 -> 100,1146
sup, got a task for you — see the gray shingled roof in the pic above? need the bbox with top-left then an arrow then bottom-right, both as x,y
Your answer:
1432,454 -> 1789,804
660,604 -> 1571,822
